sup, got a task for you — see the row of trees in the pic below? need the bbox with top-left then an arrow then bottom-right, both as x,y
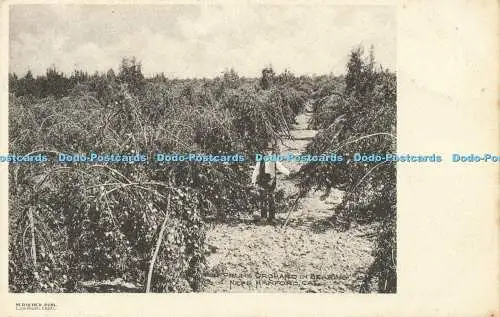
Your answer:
9,57 -> 145,99
296,46 -> 397,292
9,49 -> 397,293
8,60 -> 312,292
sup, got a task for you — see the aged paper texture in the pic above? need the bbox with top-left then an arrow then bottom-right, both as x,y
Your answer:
0,0 -> 498,316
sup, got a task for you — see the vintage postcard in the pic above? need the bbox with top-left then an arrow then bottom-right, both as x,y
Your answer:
0,1 -> 498,316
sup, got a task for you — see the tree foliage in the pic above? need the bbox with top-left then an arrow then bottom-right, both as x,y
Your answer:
8,60 -> 307,292
295,46 -> 397,293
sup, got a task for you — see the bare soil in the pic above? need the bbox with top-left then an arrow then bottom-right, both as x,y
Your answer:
202,110 -> 377,293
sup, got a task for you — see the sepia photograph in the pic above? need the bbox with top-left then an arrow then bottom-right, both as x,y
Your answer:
2,1 -> 499,317
7,3 -> 390,294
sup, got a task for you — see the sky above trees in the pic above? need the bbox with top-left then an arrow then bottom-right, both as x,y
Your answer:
10,5 -> 396,78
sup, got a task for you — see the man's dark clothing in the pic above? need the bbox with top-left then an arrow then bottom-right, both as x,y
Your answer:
256,161 -> 276,221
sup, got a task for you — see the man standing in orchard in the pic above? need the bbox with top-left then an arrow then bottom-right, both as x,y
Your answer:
251,140 -> 290,224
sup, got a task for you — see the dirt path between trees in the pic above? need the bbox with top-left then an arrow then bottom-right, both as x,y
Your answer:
203,105 -> 377,293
